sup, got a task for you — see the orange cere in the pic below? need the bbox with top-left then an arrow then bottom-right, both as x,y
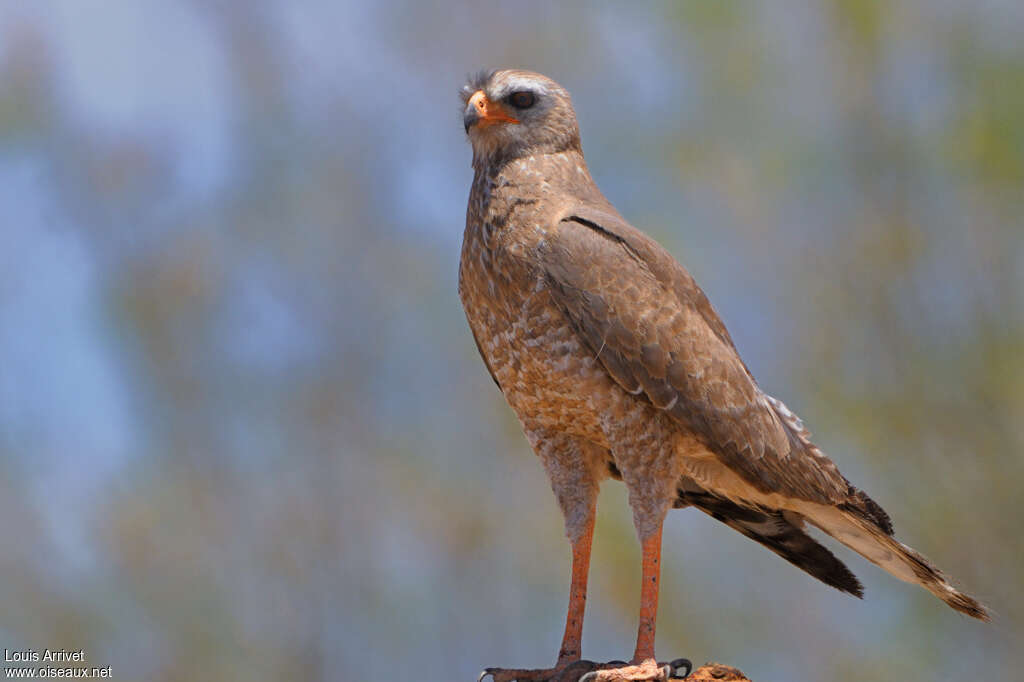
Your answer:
469,90 -> 520,127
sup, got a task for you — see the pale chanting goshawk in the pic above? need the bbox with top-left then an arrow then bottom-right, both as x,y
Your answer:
459,69 -> 987,682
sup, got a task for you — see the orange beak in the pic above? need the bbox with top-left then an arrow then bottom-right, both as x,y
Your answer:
464,90 -> 519,131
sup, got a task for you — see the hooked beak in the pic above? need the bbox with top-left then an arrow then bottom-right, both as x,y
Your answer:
464,90 -> 520,133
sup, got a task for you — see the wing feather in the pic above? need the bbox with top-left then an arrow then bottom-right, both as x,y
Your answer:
539,205 -> 853,506
674,484 -> 863,597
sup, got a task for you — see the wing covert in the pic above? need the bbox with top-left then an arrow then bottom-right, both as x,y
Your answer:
538,205 -> 850,505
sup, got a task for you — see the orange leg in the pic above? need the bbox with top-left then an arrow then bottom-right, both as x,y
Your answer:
632,523 -> 663,664
557,512 -> 596,665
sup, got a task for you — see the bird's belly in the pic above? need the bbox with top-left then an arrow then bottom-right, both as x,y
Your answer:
467,279 -> 611,446
499,327 -> 610,445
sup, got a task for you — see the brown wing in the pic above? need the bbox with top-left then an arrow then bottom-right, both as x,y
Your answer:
537,204 -> 852,506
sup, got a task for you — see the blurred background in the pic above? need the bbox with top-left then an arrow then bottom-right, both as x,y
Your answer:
1,1 -> 1021,680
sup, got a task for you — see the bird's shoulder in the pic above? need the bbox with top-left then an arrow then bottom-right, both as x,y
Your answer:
537,202 -> 737,354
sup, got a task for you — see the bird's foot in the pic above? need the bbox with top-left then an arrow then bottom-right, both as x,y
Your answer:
578,658 -> 692,681
478,659 -> 599,682
478,658 -> 691,682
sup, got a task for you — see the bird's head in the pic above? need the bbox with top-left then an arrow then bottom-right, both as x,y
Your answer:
461,69 -> 581,165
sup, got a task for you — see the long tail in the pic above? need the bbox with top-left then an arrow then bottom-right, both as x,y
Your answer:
676,490 -> 863,597
806,505 -> 989,621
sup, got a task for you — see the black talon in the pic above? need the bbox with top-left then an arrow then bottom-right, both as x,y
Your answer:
668,658 -> 692,679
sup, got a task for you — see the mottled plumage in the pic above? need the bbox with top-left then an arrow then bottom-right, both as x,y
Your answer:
461,69 -> 986,681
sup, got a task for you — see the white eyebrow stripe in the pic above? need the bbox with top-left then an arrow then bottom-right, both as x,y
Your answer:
497,78 -> 550,98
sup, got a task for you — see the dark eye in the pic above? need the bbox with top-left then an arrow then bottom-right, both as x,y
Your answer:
507,91 -> 536,109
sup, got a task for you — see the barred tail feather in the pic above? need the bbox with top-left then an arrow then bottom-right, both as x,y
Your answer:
677,491 -> 863,597
806,507 -> 989,621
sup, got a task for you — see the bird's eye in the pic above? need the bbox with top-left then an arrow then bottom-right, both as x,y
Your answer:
507,91 -> 536,109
